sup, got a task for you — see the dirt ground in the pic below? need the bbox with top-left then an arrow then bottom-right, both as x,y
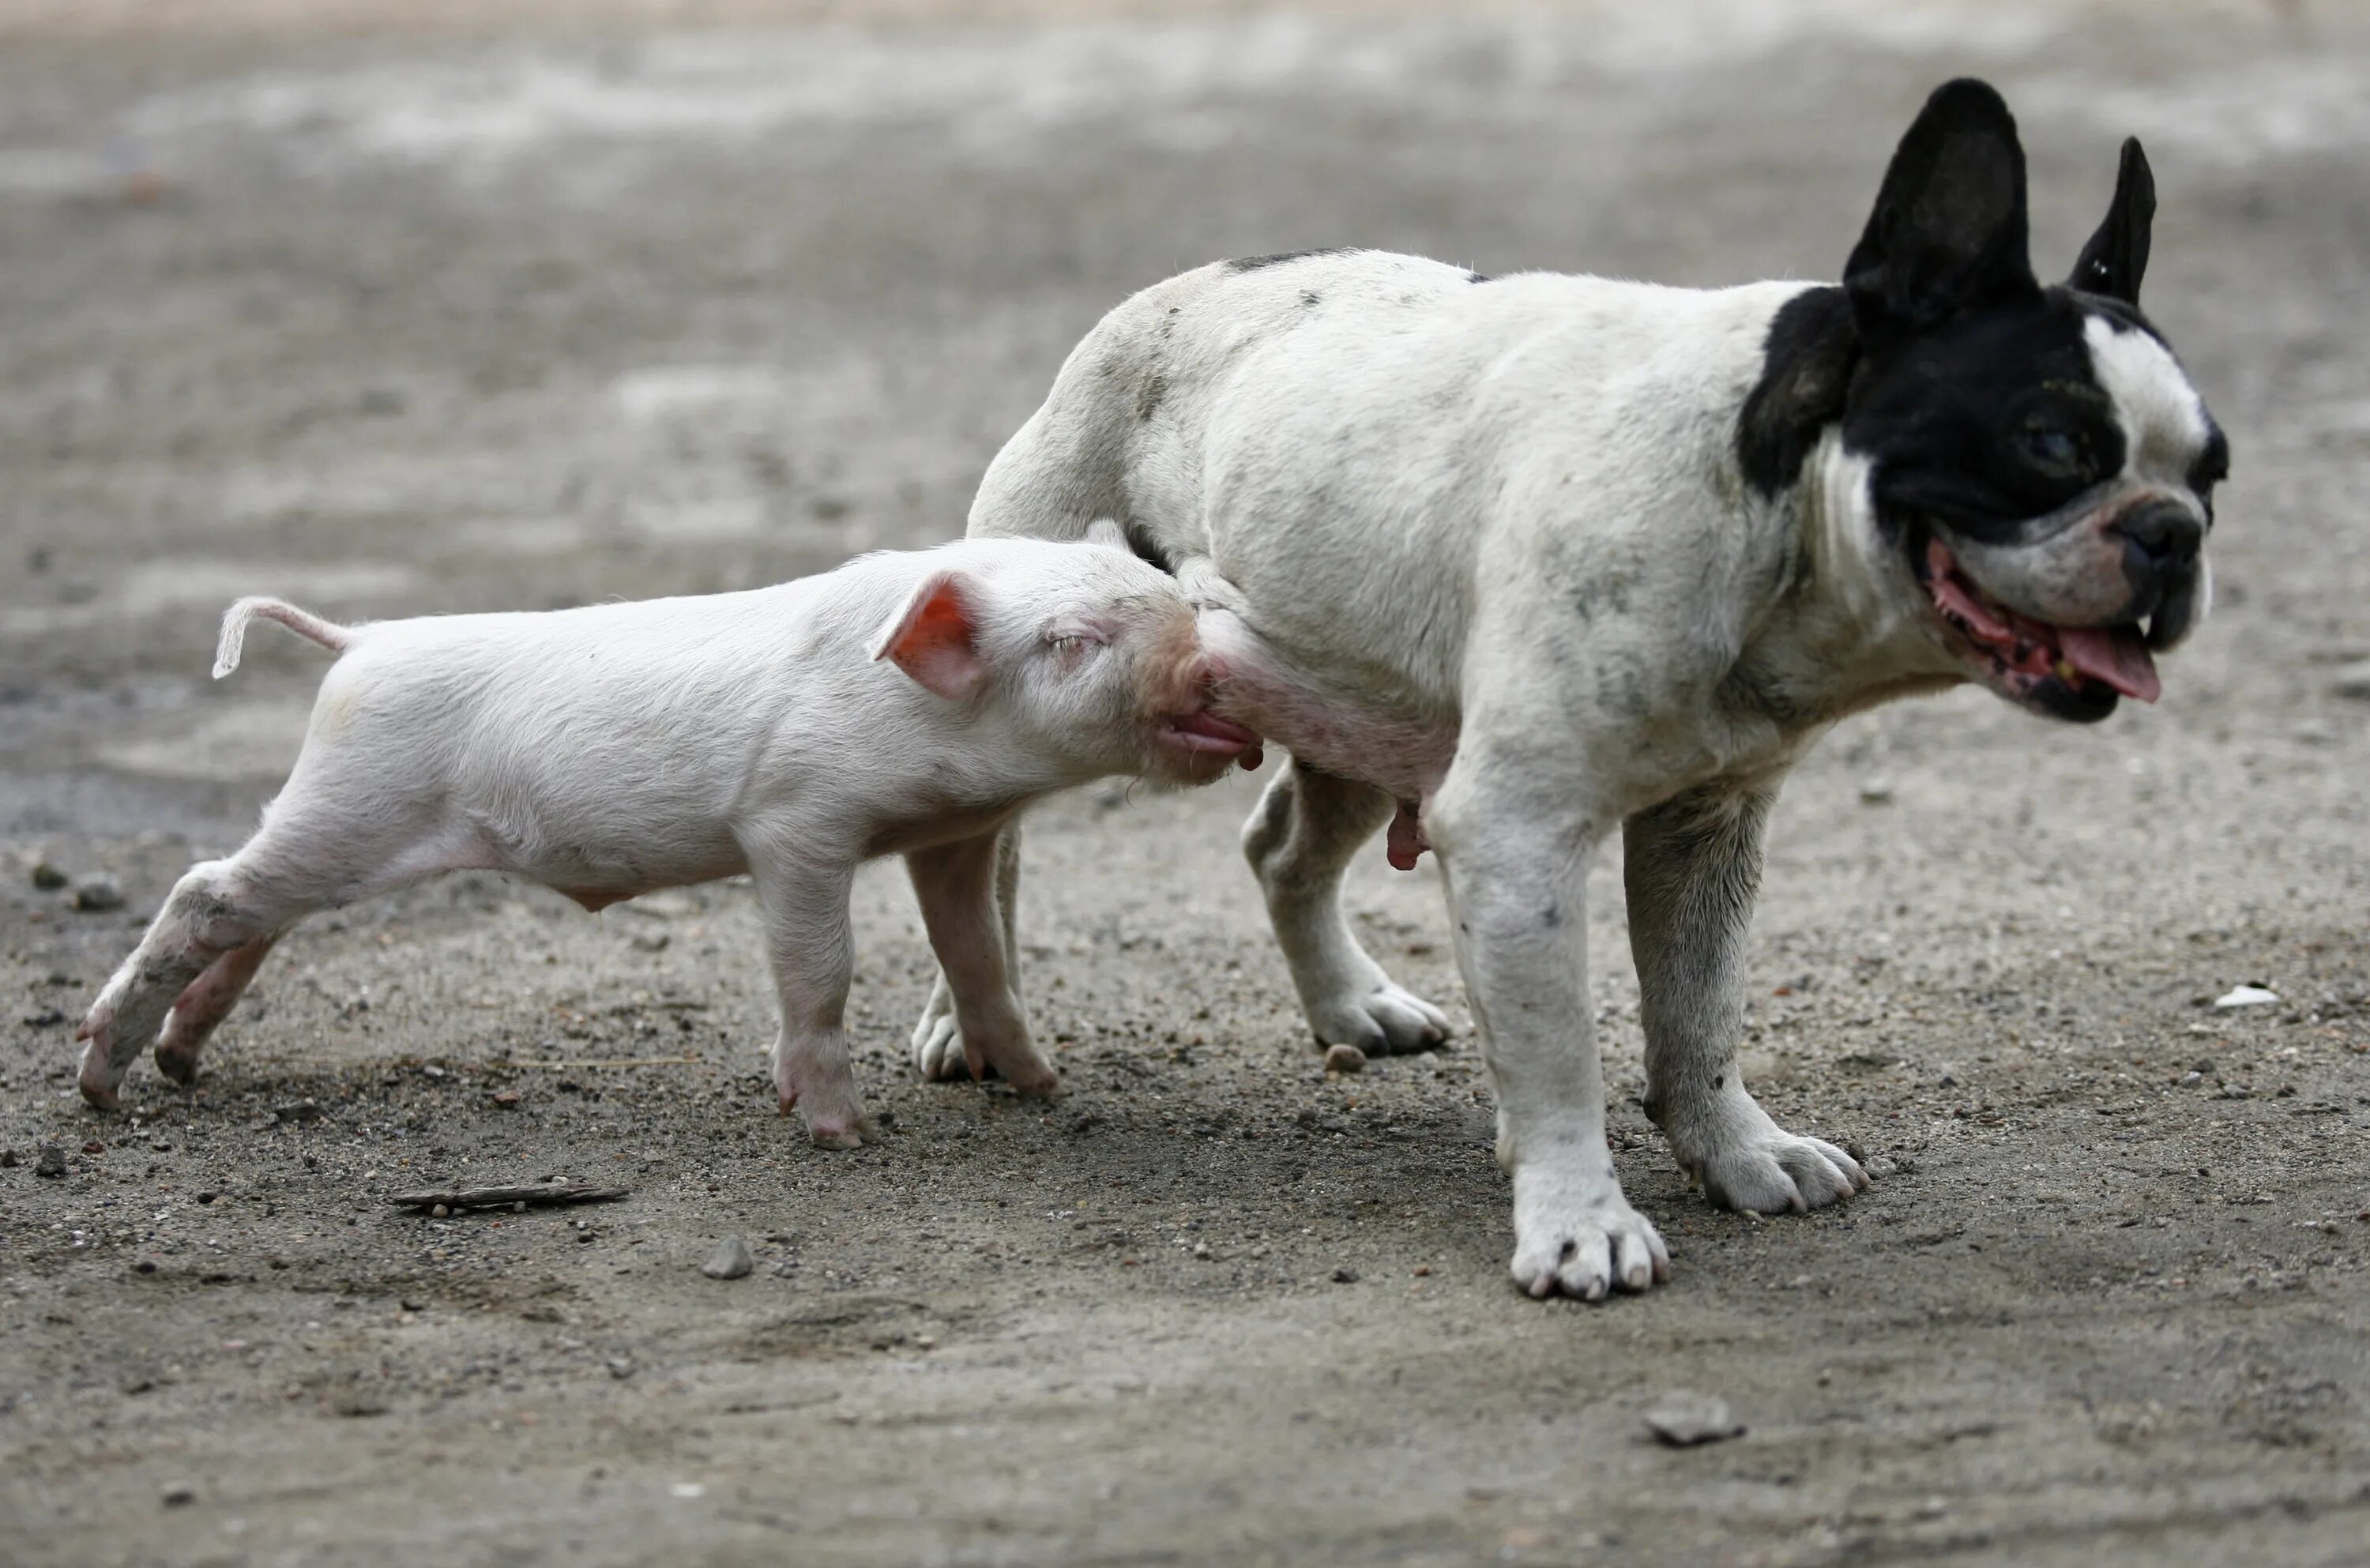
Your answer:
3,2 -> 2368,1563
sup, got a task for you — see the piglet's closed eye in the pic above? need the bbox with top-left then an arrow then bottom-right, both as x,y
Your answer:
871,569 -> 990,699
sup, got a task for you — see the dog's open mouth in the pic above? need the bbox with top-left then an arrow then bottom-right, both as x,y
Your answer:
1916,536 -> 2159,716
1159,710 -> 1264,769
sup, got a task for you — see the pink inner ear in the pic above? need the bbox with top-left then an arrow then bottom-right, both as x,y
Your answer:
880,574 -> 989,699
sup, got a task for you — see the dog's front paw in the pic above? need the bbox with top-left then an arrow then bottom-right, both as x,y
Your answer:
1309,980 -> 1450,1057
1664,1094 -> 1869,1214
1509,1165 -> 1670,1302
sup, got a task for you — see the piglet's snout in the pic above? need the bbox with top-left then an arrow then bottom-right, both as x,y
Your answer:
1140,615 -> 1263,772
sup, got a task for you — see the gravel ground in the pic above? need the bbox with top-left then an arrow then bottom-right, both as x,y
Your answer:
3,3 -> 2368,1564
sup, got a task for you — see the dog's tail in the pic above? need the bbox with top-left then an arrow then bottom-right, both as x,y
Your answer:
213,597 -> 354,680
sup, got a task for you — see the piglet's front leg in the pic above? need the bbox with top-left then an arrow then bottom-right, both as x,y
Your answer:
750,853 -> 876,1149
907,831 -> 1059,1097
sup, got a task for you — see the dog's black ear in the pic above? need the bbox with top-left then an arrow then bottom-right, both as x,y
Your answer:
1845,78 -> 2037,345
2067,137 -> 2154,304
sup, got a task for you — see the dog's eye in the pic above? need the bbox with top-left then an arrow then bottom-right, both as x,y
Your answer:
2019,421 -> 2085,474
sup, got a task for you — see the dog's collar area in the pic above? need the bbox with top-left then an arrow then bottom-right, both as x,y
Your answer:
1913,532 -> 2158,716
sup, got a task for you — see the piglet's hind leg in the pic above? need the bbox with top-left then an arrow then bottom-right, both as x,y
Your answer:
154,934 -> 280,1085
78,802 -> 481,1109
79,859 -> 289,1110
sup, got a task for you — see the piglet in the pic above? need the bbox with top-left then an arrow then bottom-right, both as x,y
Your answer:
76,525 -> 1262,1145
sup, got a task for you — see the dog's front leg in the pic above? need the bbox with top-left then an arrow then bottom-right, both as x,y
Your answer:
1428,758 -> 1668,1301
1625,787 -> 1869,1212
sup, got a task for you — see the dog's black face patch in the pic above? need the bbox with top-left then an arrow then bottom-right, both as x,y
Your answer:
1845,288 -> 2126,544
1737,285 -> 1856,499
1738,77 -> 2225,725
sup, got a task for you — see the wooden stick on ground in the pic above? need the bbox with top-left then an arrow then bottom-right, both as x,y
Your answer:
389,1183 -> 630,1213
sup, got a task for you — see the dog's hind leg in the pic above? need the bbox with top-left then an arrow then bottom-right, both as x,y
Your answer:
1625,784 -> 1869,1214
1243,758 -> 1450,1055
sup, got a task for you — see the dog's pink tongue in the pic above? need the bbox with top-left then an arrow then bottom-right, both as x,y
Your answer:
2058,626 -> 2161,703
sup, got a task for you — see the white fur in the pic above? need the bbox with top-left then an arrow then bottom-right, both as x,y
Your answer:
2086,314 -> 2215,485
931,251 -> 2033,1298
77,534 -> 1241,1142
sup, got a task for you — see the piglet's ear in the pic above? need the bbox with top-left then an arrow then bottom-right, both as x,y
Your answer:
871,569 -> 989,700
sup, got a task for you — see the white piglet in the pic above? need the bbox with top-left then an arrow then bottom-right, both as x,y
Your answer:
76,527 -> 1262,1145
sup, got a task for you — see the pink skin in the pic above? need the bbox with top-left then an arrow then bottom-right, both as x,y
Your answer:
82,558 -> 1262,1130
1920,537 -> 2161,705
154,934 -> 280,1085
1386,805 -> 1431,870
1196,602 -> 1452,870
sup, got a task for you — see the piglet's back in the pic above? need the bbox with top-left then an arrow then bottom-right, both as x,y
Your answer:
276,569 -> 912,824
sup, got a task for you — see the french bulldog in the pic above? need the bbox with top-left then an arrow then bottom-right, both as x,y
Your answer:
912,79 -> 2226,1299
75,529 -> 1260,1143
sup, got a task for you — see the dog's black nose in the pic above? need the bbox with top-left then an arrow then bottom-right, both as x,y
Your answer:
2112,500 -> 2203,568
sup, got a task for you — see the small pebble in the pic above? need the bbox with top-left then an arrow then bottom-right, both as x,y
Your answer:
1644,1391 -> 1746,1447
161,1483 -> 196,1508
73,875 -> 125,912
1331,1266 -> 1360,1284
702,1236 -> 754,1280
35,1145 -> 67,1179
30,859 -> 70,891
630,931 -> 671,953
491,1090 -> 521,1108
273,1102 -> 322,1124
2214,985 -> 2279,1009
1322,1043 -> 1367,1074
607,1357 -> 635,1379
430,1204 -> 450,1219
2330,659 -> 2370,701
1858,777 -> 1894,806
0,1149 -> 17,1168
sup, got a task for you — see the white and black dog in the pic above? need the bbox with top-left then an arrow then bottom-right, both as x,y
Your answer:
912,80 -> 2226,1299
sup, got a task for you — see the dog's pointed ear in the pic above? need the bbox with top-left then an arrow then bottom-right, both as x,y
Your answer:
1845,78 -> 2037,346
871,568 -> 989,699
2067,137 -> 2154,305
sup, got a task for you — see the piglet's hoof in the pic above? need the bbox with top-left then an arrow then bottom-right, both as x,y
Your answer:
77,1072 -> 122,1112
75,1032 -> 124,1111
1005,1068 -> 1063,1101
805,1115 -> 879,1151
